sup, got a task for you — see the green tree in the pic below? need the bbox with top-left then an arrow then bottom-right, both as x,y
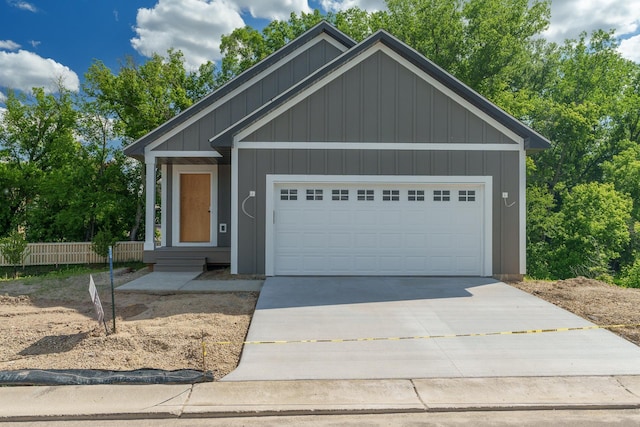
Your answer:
386,0 -> 466,75
550,183 -> 632,279
83,50 -> 216,240
529,31 -> 636,191
460,0 -> 550,98
0,87 -> 79,239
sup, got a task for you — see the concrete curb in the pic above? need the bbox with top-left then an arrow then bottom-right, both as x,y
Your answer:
1,376 -> 640,421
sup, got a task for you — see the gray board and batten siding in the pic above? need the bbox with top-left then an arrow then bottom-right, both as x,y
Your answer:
236,149 -> 519,276
243,51 -> 515,145
150,38 -> 347,161
211,31 -> 549,151
124,21 -> 355,160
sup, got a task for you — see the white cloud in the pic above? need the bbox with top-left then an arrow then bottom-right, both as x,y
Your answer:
7,0 -> 37,12
0,90 -> 6,103
0,50 -> 80,93
0,40 -> 20,50
619,34 -> 640,63
235,0 -> 311,20
319,0 -> 385,12
131,0 -> 245,70
132,0 -> 315,69
542,0 -> 640,62
544,0 -> 639,43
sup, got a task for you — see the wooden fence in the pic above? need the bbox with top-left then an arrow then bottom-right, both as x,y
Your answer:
0,241 -> 144,267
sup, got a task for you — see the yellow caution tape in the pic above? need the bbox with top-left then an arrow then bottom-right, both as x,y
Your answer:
207,323 -> 640,346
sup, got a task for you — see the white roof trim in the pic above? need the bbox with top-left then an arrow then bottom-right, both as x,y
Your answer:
236,141 -> 521,151
231,42 -> 524,146
147,150 -> 222,159
143,33 -> 349,154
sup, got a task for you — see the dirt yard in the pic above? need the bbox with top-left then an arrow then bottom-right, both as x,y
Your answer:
510,277 -> 640,347
1,272 -> 639,380
0,268 -> 258,379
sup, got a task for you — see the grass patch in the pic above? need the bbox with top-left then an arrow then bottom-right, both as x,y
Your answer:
0,262 -> 146,283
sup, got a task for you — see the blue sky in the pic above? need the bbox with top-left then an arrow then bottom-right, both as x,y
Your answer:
0,0 -> 639,102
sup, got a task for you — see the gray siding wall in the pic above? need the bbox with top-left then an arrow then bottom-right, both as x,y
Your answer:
217,165 -> 231,247
237,149 -> 521,276
244,51 -> 515,144
152,39 -> 344,153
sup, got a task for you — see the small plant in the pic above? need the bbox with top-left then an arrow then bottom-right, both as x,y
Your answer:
0,230 -> 31,279
91,229 -> 119,260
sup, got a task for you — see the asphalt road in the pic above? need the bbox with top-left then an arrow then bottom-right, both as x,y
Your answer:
5,410 -> 640,427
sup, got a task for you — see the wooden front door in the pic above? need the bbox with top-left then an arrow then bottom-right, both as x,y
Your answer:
180,173 -> 211,243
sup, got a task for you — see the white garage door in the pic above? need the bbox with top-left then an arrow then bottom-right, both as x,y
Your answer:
272,181 -> 486,276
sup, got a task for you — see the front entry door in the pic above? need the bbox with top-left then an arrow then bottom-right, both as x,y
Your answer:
180,173 -> 211,243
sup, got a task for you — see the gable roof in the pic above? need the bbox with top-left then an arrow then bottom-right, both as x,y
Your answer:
123,21 -> 356,158
210,30 -> 551,152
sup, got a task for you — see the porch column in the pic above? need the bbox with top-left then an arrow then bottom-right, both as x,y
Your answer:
144,159 -> 156,251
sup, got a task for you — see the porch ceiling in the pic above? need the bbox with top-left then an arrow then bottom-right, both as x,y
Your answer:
155,156 -> 228,165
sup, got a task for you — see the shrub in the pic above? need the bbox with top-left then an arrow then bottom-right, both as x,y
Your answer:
91,229 -> 119,260
620,257 -> 640,288
0,230 -> 30,279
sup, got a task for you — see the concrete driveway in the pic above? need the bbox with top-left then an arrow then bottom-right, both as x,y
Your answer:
222,277 -> 640,381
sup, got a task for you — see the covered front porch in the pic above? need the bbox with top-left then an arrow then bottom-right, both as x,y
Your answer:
142,151 -> 231,272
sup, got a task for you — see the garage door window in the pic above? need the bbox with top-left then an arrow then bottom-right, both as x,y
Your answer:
306,189 -> 323,200
459,190 -> 476,202
280,189 -> 297,200
408,190 -> 425,201
433,190 -> 450,201
332,189 -> 349,201
383,190 -> 400,201
357,189 -> 374,201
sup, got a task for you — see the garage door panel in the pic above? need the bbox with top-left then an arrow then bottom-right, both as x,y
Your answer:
404,256 -> 427,272
378,256 -> 404,273
277,232 -> 301,249
378,233 -> 402,248
358,211 -> 377,225
329,233 -> 352,248
329,210 -> 352,223
431,256 -> 454,274
405,233 -> 426,248
303,233 -> 327,248
355,234 -> 377,248
273,182 -> 485,276
355,256 -> 378,271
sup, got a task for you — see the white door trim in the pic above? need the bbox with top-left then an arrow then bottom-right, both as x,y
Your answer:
265,174 -> 492,276
171,164 -> 218,247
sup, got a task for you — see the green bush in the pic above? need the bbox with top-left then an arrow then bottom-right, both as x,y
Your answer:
91,229 -> 119,260
0,230 -> 30,278
620,257 -> 640,288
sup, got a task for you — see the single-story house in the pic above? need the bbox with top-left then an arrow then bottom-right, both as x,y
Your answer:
124,22 -> 550,280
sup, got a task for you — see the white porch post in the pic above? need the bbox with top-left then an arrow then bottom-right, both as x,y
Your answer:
144,159 -> 156,251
